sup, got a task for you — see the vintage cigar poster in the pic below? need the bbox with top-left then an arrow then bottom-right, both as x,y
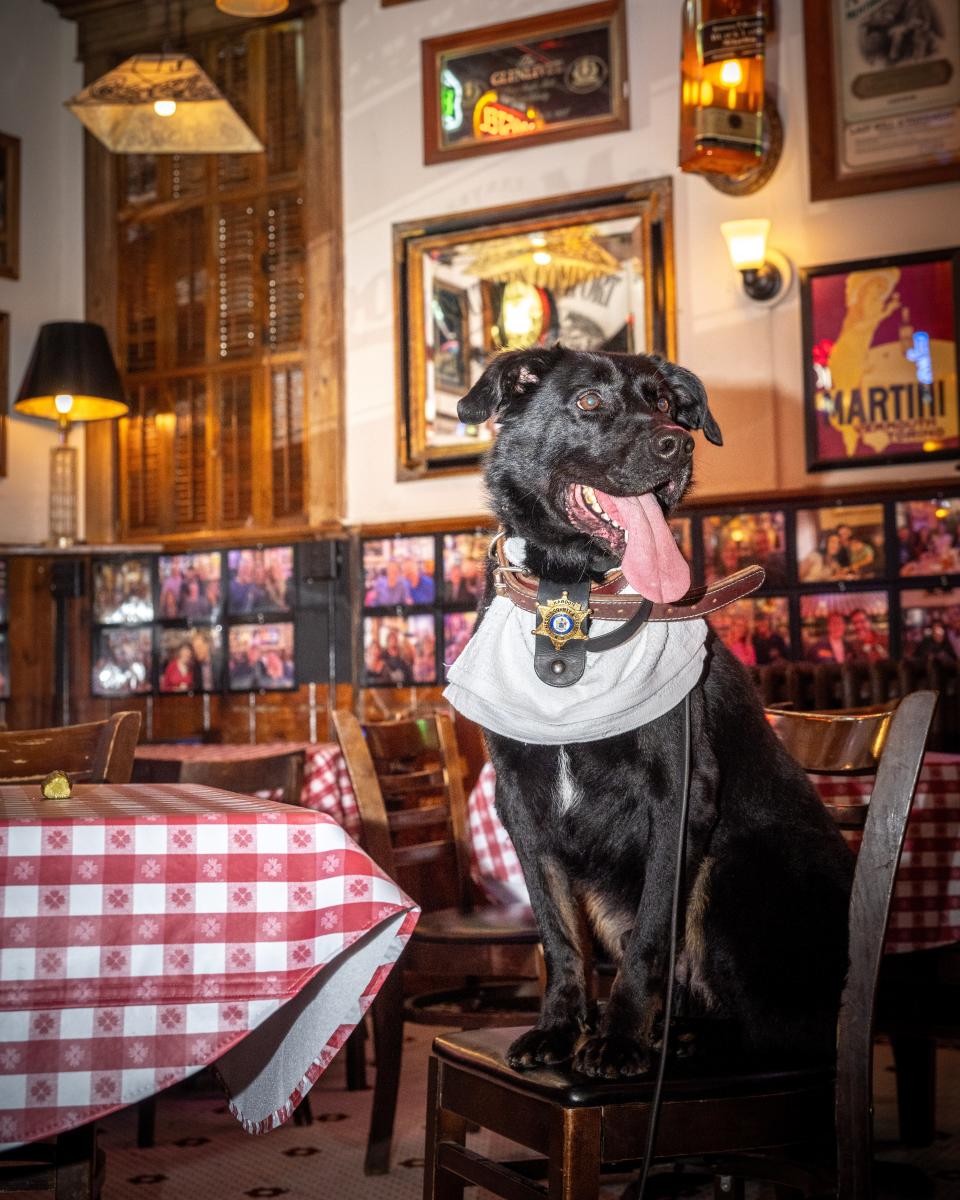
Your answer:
804,252 -> 960,470
833,0 -> 960,175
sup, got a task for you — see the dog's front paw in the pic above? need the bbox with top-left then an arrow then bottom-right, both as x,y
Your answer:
507,1024 -> 581,1070
572,1033 -> 651,1079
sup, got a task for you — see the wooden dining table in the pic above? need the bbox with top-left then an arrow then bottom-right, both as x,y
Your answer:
0,781 -> 419,1151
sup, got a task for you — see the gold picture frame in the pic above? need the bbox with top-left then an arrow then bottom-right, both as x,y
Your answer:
393,178 -> 676,480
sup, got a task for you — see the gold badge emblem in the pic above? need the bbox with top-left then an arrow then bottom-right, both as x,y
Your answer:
533,592 -> 591,651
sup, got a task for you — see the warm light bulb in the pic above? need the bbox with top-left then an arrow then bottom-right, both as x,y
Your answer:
719,59 -> 743,87
153,99 -> 177,117
529,232 -> 547,247
532,250 -> 552,266
720,219 -> 771,271
936,506 -> 950,519
54,394 -> 74,415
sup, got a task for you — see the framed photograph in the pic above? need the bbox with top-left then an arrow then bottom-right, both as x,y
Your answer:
442,533 -> 487,603
443,611 -> 477,674
669,516 -> 692,564
227,622 -> 296,692
702,511 -> 787,589
801,249 -> 960,471
0,134 -> 20,280
158,626 -> 224,694
896,498 -> 960,577
363,614 -> 437,686
901,586 -> 960,662
432,282 -> 470,393
421,0 -> 628,166
799,591 -> 889,665
709,596 -> 791,668
0,630 -> 9,701
158,552 -> 222,621
92,627 -> 153,697
0,312 -> 8,478
227,546 -> 295,616
796,503 -> 885,583
803,0 -> 960,200
394,179 -> 676,478
363,537 -> 437,607
92,558 -> 155,625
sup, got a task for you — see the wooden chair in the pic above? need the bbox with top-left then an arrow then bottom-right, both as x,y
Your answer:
137,748 -> 307,1148
424,691 -> 937,1200
177,748 -> 306,806
332,709 -> 542,1175
0,714 -> 140,1199
0,711 -> 141,785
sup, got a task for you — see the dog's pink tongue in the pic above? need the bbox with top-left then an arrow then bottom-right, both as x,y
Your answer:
600,490 -> 690,604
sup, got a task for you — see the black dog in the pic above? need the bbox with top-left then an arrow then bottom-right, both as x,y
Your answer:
449,346 -> 854,1080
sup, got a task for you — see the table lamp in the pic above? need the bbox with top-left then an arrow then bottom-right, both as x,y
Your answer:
15,321 -> 128,547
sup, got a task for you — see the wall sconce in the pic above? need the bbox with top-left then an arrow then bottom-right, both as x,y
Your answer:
720,219 -> 792,305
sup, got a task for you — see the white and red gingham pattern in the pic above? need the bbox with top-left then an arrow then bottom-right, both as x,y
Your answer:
466,757 -> 960,956
0,783 -> 418,1150
134,742 -> 362,838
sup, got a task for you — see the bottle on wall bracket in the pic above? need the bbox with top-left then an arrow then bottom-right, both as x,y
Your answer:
678,0 -> 767,178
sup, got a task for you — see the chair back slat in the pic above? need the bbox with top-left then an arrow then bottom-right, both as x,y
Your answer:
835,690 -> 937,1200
333,709 -> 473,913
178,750 -> 305,807
0,712 -> 142,785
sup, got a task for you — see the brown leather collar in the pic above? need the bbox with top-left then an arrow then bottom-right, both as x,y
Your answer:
491,534 -> 765,622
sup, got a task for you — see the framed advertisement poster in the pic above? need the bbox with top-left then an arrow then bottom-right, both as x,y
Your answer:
801,248 -> 960,472
421,0 -> 628,166
803,0 -> 960,200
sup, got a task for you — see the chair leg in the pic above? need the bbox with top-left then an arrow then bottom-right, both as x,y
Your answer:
549,1108 -> 600,1200
54,1122 -> 98,1200
345,1017 -> 369,1091
890,1032 -> 937,1147
423,1056 -> 469,1200
136,1097 -> 156,1148
365,965 -> 404,1175
292,1094 -> 313,1126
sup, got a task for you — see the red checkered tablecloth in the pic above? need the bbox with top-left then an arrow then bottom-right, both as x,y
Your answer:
466,756 -> 960,956
0,784 -> 418,1150
134,742 -> 361,838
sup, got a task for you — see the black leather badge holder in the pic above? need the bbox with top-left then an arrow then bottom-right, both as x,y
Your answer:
533,579 -> 593,687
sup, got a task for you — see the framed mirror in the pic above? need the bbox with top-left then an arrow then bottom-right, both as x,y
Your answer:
393,178 -> 676,479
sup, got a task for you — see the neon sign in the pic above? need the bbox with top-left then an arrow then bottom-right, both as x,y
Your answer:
472,90 -> 544,140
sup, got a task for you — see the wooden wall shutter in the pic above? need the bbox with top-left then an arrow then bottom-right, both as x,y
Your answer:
108,15 -> 338,541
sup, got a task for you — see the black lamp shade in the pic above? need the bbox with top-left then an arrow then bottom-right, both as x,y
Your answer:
14,321 -> 128,423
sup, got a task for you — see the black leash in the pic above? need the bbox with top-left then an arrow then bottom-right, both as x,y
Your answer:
634,688 -> 693,1199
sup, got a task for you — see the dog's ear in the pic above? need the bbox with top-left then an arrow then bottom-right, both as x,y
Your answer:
458,347 -> 562,424
658,360 -> 723,447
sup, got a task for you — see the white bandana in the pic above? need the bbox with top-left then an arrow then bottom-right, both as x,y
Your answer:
443,542 -> 707,745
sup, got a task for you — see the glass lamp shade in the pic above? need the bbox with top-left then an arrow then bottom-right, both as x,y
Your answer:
66,54 -> 264,155
14,322 -> 128,423
720,219 -> 771,272
216,0 -> 289,14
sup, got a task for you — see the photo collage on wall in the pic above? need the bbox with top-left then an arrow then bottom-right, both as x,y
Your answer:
361,531 -> 487,686
91,546 -> 297,698
0,559 -> 8,701
358,496 -> 960,681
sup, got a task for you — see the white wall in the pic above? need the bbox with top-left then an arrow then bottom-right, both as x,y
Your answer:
0,0 -> 84,545
341,0 -> 960,524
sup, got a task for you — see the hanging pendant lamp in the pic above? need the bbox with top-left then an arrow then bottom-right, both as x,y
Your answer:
216,0 -> 289,15
66,52 -> 264,154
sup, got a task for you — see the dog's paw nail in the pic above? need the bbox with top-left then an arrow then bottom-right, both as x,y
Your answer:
573,1034 -> 651,1079
507,1025 -> 579,1070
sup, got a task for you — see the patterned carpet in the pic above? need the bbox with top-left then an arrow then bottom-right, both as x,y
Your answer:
97,1028 -> 960,1200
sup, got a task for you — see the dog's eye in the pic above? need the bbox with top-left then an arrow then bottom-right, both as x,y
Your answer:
576,391 -> 603,412
656,397 -> 670,413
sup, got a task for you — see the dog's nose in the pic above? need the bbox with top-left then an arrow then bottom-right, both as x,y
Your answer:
653,430 -> 695,461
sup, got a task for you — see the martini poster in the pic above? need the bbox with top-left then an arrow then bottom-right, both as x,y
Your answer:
802,251 -> 960,471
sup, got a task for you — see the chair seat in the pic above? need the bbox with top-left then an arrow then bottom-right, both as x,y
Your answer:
432,1025 -> 835,1108
414,903 -> 539,944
